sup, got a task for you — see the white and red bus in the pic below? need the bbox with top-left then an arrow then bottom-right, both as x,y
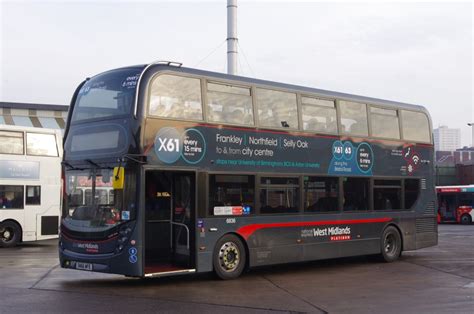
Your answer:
436,185 -> 474,225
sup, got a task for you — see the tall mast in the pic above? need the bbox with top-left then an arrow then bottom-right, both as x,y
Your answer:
227,0 -> 238,75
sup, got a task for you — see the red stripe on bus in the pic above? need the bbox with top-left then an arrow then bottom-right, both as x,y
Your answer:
237,217 -> 393,240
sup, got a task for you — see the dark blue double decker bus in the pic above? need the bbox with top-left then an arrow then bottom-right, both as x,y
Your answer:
59,61 -> 437,279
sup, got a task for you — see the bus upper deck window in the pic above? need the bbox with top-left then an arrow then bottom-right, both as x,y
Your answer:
402,110 -> 431,143
149,74 -> 203,121
0,131 -> 24,155
26,133 -> 58,157
301,97 -> 337,134
256,89 -> 298,129
370,107 -> 400,139
339,101 -> 368,136
207,82 -> 254,126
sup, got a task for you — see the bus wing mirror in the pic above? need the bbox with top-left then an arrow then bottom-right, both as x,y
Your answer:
113,167 -> 124,189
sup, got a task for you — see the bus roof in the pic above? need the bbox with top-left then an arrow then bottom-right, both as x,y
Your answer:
143,64 -> 429,114
0,124 -> 62,135
93,63 -> 430,115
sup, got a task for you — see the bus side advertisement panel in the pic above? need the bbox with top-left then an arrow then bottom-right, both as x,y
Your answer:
145,122 -> 433,177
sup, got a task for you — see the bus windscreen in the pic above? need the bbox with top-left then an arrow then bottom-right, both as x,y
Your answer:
71,67 -> 143,122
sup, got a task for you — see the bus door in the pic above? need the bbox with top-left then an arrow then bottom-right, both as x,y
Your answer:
144,170 -> 195,276
438,193 -> 457,221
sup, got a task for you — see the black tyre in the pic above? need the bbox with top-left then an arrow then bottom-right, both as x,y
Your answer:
213,234 -> 246,280
460,214 -> 472,225
379,226 -> 402,263
0,221 -> 21,248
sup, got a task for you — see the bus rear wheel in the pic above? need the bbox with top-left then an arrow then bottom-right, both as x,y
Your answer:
0,221 -> 21,248
460,214 -> 472,225
379,226 -> 401,263
213,234 -> 246,280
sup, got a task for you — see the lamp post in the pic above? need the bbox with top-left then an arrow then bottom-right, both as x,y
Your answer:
468,123 -> 474,147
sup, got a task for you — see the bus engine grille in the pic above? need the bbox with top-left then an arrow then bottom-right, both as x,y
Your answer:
415,217 -> 437,234
423,201 -> 436,216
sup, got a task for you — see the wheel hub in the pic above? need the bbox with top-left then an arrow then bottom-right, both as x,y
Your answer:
2,228 -> 12,241
219,242 -> 240,272
385,235 -> 395,254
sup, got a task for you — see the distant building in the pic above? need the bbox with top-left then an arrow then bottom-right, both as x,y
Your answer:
435,147 -> 474,186
435,147 -> 474,165
0,101 -> 68,130
433,125 -> 461,151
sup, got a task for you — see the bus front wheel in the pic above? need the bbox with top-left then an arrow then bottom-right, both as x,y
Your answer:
379,226 -> 402,263
213,234 -> 246,280
0,221 -> 21,248
460,214 -> 472,225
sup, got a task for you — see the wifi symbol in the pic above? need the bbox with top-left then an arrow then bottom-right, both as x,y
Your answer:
412,155 -> 420,164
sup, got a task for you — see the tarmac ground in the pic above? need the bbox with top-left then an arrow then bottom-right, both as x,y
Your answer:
0,224 -> 473,313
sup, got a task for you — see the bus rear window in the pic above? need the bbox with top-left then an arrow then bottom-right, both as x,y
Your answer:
402,110 -> 431,143
72,68 -> 142,122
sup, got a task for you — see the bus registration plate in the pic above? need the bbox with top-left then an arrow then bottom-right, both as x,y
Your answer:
76,262 -> 93,271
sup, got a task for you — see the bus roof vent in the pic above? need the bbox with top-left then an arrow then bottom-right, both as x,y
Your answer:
150,60 -> 183,67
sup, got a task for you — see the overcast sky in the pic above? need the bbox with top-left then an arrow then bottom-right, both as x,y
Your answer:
1,1 -> 473,146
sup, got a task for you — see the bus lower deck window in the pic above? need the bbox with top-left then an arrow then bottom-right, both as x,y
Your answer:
260,177 -> 300,214
405,179 -> 420,209
0,185 -> 24,209
209,175 -> 255,216
343,178 -> 369,211
304,176 -> 339,212
26,186 -> 41,205
373,180 -> 401,210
